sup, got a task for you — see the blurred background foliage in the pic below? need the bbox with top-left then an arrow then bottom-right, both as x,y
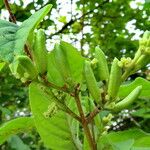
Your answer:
0,0 -> 150,149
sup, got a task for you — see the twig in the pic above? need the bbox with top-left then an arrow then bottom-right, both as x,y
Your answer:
4,0 -> 32,59
49,0 -> 109,38
41,75 -> 70,94
65,105 -> 82,123
3,0 -> 16,23
86,105 -> 101,124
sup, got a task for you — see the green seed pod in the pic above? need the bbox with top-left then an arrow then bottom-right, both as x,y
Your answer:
95,46 -> 109,81
54,43 -> 71,81
113,86 -> 142,112
16,55 -> 37,80
108,58 -> 122,101
132,54 -> 150,73
32,29 -> 48,74
84,60 -> 101,104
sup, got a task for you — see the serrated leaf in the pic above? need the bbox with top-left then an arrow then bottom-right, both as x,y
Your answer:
0,117 -> 34,144
0,4 -> 52,62
29,82 -> 80,150
118,77 -> 150,99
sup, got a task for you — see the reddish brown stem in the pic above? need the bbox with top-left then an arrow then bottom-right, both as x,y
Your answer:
3,0 -> 16,23
86,105 -> 101,124
74,84 -> 97,150
4,0 -> 32,59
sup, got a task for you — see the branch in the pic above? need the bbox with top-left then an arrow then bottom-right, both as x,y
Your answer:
74,84 -> 97,150
86,105 -> 101,124
74,84 -> 85,120
3,0 -> 16,23
41,74 -> 70,94
65,105 -> 82,123
49,0 -> 109,38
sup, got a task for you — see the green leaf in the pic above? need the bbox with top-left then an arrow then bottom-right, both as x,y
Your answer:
131,147 -> 150,150
47,41 -> 84,87
29,82 -> 80,150
133,136 -> 150,147
111,139 -> 134,150
15,4 -> 52,56
0,20 -> 18,62
118,77 -> 150,99
8,135 -> 31,150
59,41 -> 84,84
0,117 -> 34,144
131,108 -> 150,119
0,4 -> 52,62
98,128 -> 150,150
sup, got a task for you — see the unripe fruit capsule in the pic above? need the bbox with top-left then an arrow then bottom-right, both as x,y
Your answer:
95,46 -> 109,81
108,58 -> 122,101
113,86 -> 142,112
84,60 -> 101,104
32,29 -> 48,74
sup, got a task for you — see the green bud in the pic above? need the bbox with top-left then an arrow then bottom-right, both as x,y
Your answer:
118,57 -> 132,68
102,114 -> 113,124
